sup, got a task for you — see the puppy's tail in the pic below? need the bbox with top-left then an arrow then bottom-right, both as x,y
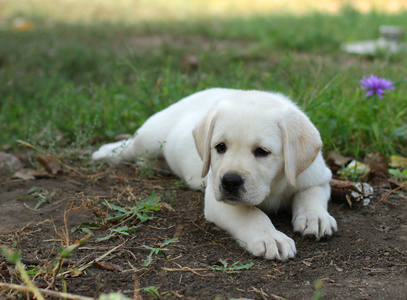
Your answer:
92,138 -> 135,165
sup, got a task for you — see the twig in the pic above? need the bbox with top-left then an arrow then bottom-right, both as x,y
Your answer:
75,243 -> 124,274
0,282 -> 93,300
161,266 -> 214,277
23,203 -> 39,212
134,275 -> 141,300
248,287 -> 269,300
374,185 -> 407,214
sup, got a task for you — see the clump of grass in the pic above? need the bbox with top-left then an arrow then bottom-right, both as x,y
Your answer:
71,192 -> 163,241
142,238 -> 178,267
209,259 -> 254,273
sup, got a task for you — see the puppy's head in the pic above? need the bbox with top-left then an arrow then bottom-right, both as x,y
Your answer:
193,92 -> 322,206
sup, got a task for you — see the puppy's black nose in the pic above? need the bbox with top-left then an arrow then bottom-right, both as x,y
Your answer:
221,173 -> 244,193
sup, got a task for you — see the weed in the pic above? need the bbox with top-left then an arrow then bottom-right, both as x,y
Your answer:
71,222 -> 99,234
389,168 -> 407,181
26,187 -> 49,210
93,192 -> 162,241
1,233 -> 91,299
102,192 -> 161,223
1,247 -> 45,300
97,225 -> 140,242
313,279 -> 326,300
209,259 -> 254,273
140,286 -> 161,299
25,265 -> 41,275
142,238 -> 178,267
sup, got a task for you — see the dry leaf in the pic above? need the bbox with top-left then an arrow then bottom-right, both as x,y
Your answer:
327,153 -> 353,175
341,160 -> 369,177
37,154 -> 61,175
96,262 -> 123,272
390,155 -> 407,168
160,202 -> 175,212
12,168 -> 38,180
327,153 -> 353,167
363,153 -> 389,184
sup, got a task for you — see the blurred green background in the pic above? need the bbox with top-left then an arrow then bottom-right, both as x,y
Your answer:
1,0 -> 406,157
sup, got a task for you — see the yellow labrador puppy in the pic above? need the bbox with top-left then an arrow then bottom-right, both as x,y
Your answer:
92,88 -> 337,260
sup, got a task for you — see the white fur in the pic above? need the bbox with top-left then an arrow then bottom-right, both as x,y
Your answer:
92,88 -> 337,260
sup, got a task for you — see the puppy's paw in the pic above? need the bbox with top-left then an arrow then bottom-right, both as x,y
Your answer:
292,210 -> 337,240
243,231 -> 297,261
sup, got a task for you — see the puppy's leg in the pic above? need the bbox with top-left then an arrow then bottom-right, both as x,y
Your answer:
92,133 -> 169,171
92,139 -> 136,165
291,184 -> 337,240
204,187 -> 296,260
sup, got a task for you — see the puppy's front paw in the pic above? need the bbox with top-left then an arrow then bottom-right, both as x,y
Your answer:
243,231 -> 297,261
292,210 -> 337,240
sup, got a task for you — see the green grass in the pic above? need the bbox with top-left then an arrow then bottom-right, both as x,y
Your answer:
1,1 -> 407,158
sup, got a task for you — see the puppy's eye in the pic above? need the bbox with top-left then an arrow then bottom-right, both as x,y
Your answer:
215,143 -> 227,154
254,147 -> 270,157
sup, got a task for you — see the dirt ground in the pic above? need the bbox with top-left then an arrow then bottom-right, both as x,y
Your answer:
0,153 -> 406,300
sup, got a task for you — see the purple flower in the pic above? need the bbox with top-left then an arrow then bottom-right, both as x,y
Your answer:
360,75 -> 394,98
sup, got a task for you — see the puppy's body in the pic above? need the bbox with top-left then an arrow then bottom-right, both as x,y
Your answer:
93,88 -> 337,260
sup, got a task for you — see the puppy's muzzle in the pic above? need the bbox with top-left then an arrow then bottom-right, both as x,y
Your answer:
221,173 -> 244,199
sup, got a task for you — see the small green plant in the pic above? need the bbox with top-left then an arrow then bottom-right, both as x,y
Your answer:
1,246 -> 45,300
209,259 -> 254,273
389,168 -> 407,181
102,192 -> 162,223
52,233 -> 92,288
17,187 -> 50,210
97,225 -> 140,241
142,238 -> 178,267
25,265 -> 41,275
313,279 -> 326,300
71,222 -> 99,234
140,286 -> 160,298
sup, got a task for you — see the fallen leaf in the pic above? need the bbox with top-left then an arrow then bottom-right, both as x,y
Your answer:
37,155 -> 61,175
334,265 -> 344,272
341,160 -> 369,177
327,153 -> 353,175
96,262 -> 123,272
390,155 -> 407,168
160,202 -> 175,212
327,152 -> 353,167
12,168 -> 38,180
0,152 -> 23,171
362,152 -> 389,184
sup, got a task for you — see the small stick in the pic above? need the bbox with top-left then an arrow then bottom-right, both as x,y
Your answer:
0,282 -> 93,300
161,266 -> 214,277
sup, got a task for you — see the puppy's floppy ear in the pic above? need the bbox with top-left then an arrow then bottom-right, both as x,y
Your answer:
193,110 -> 217,178
279,109 -> 322,186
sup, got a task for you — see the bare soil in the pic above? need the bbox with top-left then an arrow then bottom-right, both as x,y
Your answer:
1,155 -> 406,300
